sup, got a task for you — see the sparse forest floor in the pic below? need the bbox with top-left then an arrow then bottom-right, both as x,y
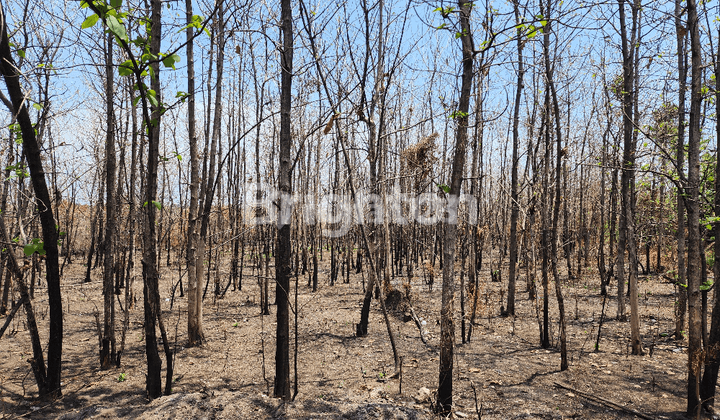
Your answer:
0,253 -> 694,419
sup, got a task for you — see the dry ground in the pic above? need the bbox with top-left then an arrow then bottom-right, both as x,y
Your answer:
0,252 -> 696,419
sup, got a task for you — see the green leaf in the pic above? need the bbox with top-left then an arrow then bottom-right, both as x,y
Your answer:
144,200 -> 162,210
17,49 -> 25,59
106,15 -> 128,43
449,110 -> 468,119
22,244 -> 34,257
23,238 -> 45,257
147,89 -> 159,107
437,183 -> 451,193
179,15 -> 209,36
162,53 -> 181,69
111,0 -> 123,8
32,103 -> 43,111
81,14 -> 100,29
175,91 -> 189,103
118,59 -> 134,76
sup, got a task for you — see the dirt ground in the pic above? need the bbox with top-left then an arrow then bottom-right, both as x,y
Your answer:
0,252 -> 695,419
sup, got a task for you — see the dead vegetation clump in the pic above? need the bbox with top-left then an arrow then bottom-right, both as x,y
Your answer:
400,133 -> 438,188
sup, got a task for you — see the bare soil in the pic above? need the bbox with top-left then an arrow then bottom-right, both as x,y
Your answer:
0,254 -> 692,419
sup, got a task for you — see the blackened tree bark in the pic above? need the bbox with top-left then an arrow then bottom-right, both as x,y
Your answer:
674,0 -> 688,342
274,0 -> 293,401
0,2 -> 62,398
684,0 -> 702,414
100,29 -> 117,370
543,0 -> 567,370
141,0 -> 165,399
505,0 -> 524,317
437,0 -> 474,414
540,73 -> 551,350
699,14 -> 720,412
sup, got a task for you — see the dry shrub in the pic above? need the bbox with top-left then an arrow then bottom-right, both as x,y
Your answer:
400,133 -> 438,188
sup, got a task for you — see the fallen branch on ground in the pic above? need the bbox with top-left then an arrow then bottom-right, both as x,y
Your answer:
554,382 -> 654,420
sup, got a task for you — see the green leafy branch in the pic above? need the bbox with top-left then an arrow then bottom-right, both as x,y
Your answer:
23,238 -> 46,257
449,110 -> 468,119
143,200 -> 162,210
515,14 -> 547,39
80,0 -> 214,125
5,162 -> 29,179
160,151 -> 182,162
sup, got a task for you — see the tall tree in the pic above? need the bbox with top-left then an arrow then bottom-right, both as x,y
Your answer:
100,28 -> 117,369
141,0 -> 166,399
685,0 -> 703,414
437,0 -> 474,414
673,0 -> 688,342
0,1 -> 62,398
699,1 -> 720,409
505,0 -> 525,317
85,0 -> 174,399
186,0 -> 204,347
543,0 -> 568,370
274,0 -> 293,400
197,0 -> 225,305
616,0 -> 643,354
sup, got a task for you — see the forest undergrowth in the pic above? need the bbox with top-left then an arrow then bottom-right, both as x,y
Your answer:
0,250 -> 692,419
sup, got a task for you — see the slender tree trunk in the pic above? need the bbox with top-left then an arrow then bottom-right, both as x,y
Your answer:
540,81 -> 551,350
699,24 -> 720,412
274,0 -> 293,400
685,0 -> 703,414
186,0 -> 204,347
140,0 -> 164,400
505,0 -> 524,317
599,98 -> 611,297
0,3 -> 62,398
674,0 -> 688,341
437,1 -> 473,413
617,0 -> 643,354
544,0 -> 567,370
100,30 -> 117,370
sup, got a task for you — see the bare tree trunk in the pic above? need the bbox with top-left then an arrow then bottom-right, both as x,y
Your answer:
685,0 -> 703,414
185,0 -> 204,347
540,80 -> 551,350
505,0 -> 524,317
274,0 -> 292,400
699,21 -> 720,411
544,0 -> 567,370
674,0 -> 688,341
100,29 -> 117,369
0,4 -> 62,397
140,0 -> 164,399
617,0 -> 643,354
598,103 -> 611,297
437,1 -> 474,414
